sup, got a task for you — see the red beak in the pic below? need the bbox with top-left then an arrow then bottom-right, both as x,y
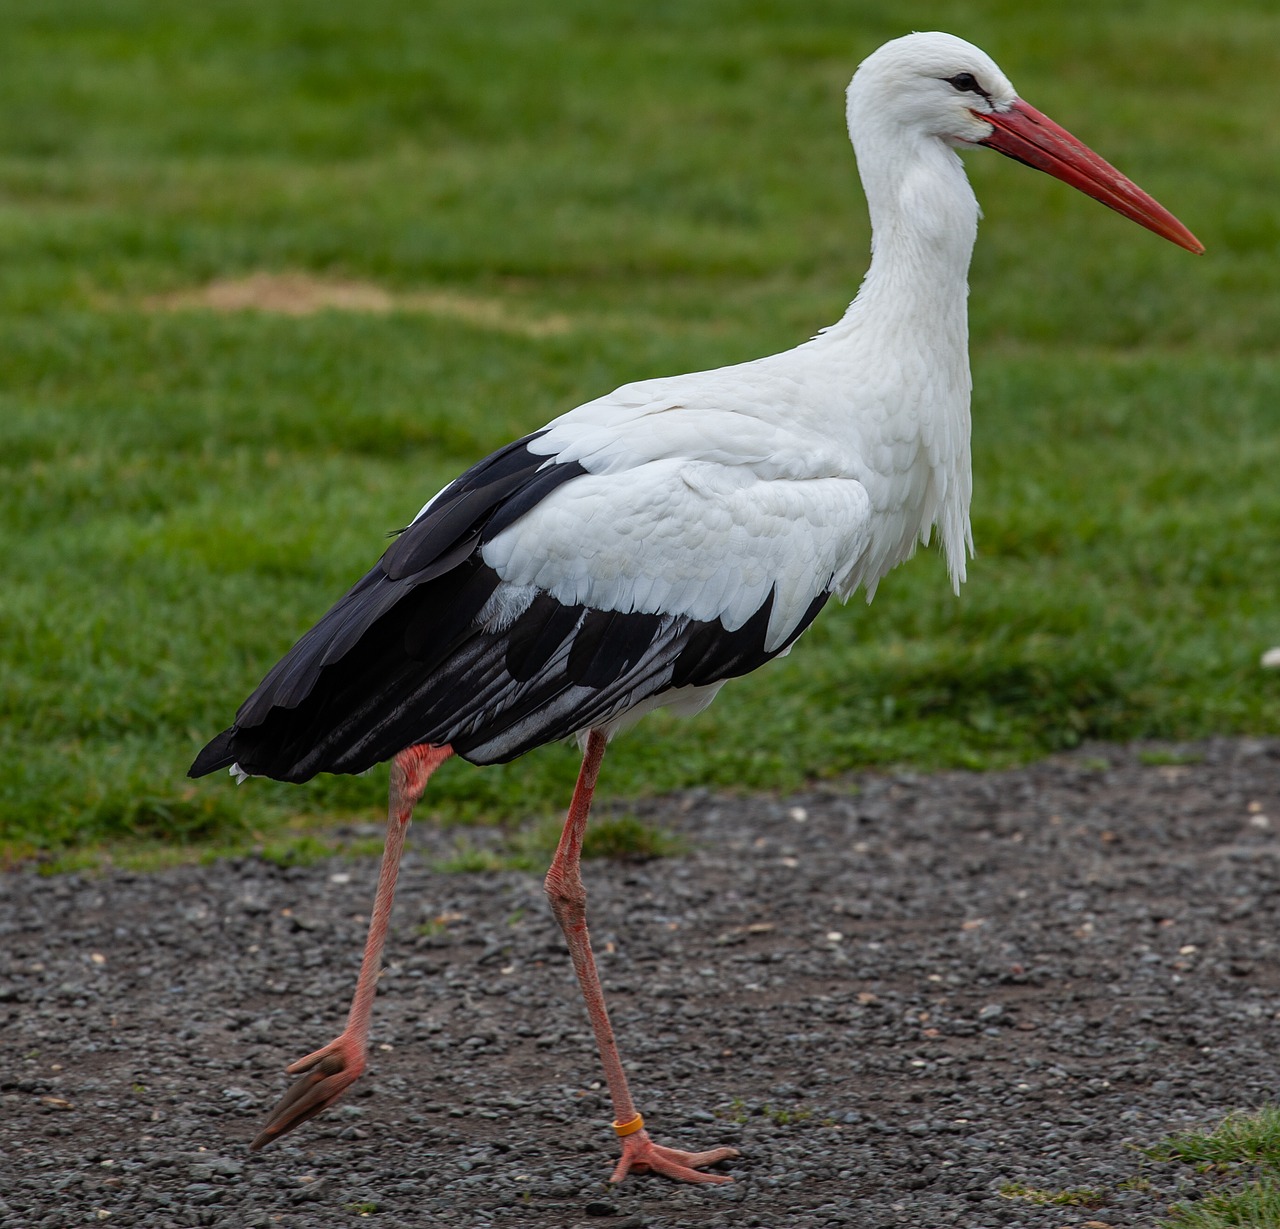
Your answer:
979,100 -> 1203,254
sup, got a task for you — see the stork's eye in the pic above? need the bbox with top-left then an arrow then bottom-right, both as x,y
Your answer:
946,72 -> 988,98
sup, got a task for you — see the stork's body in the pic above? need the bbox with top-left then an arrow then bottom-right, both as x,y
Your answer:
191,32 -> 1199,1183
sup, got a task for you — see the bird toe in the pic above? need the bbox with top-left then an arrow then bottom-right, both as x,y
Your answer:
250,1036 -> 365,1150
610,1130 -> 738,1184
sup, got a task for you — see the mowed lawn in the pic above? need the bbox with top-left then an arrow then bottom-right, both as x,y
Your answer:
1,0 -> 1277,856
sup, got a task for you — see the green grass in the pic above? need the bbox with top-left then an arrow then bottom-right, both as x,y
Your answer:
998,1182 -> 1107,1208
1152,1109 -> 1280,1171
1149,1110 -> 1280,1228
1163,1184 -> 1280,1229
992,1112 -> 1280,1225
2,0 -> 1278,855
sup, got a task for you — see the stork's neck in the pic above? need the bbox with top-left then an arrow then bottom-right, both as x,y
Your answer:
807,127 -> 979,596
839,131 -> 979,344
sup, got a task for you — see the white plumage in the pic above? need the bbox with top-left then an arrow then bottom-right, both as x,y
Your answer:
192,31 -> 1200,1180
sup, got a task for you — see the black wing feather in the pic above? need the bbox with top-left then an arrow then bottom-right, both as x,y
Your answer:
505,595 -> 583,682
567,608 -> 661,689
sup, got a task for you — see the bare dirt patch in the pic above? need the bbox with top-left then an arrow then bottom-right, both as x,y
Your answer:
139,271 -> 573,337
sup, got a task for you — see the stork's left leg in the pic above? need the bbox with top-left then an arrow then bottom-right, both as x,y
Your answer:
251,742 -> 453,1149
544,730 -> 739,1184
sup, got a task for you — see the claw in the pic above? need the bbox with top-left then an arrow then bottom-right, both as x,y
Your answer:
610,1129 -> 739,1184
250,1034 -> 365,1150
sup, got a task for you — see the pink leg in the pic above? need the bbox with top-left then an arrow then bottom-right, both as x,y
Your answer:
251,742 -> 453,1150
544,730 -> 738,1184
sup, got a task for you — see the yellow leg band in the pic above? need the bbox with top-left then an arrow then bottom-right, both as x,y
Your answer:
612,1113 -> 644,1137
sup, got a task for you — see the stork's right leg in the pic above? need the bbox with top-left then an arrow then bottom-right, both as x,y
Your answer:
544,731 -> 738,1183
251,742 -> 453,1150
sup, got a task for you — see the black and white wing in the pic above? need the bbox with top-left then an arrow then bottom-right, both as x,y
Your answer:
190,386 -> 874,783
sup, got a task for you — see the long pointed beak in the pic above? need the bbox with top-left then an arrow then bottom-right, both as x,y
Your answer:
978,99 -> 1204,254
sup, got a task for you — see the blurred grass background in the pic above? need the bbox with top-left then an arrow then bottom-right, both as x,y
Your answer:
1,0 -> 1277,858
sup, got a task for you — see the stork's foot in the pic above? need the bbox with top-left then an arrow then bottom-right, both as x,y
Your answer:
610,1129 -> 739,1185
250,1033 -> 366,1150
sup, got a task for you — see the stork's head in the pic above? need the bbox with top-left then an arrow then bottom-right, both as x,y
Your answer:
847,32 -> 1016,149
847,31 -> 1203,254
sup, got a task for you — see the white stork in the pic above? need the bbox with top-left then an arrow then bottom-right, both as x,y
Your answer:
191,32 -> 1201,1183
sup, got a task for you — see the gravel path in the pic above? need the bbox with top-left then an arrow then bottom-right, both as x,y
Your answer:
2,738 -> 1278,1228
